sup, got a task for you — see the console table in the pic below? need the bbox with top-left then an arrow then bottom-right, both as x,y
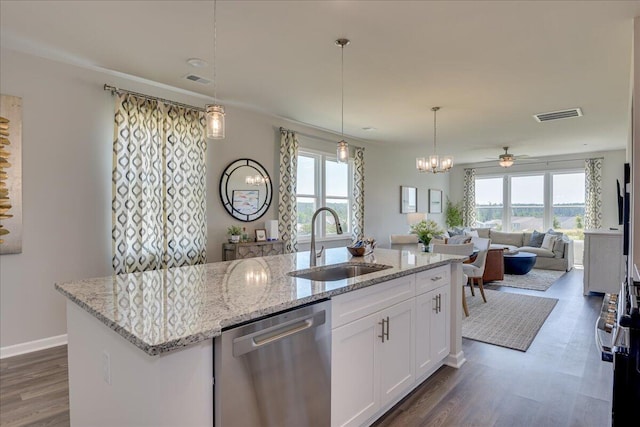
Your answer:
222,241 -> 284,261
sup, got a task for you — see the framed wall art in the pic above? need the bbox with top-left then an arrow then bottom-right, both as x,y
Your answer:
400,186 -> 417,213
428,189 -> 442,214
0,94 -> 22,255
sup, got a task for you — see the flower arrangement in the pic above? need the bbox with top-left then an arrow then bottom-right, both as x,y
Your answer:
409,219 -> 444,247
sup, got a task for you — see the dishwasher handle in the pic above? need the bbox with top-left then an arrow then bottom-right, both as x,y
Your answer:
232,310 -> 326,357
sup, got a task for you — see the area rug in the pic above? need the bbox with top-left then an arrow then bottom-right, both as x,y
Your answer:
485,268 -> 565,291
462,289 -> 558,351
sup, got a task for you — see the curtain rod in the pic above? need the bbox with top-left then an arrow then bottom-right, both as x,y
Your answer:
279,126 -> 364,150
103,84 -> 205,112
468,156 -> 604,170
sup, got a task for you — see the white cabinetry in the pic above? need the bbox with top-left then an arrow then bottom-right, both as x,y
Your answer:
583,230 -> 624,295
331,267 -> 452,427
415,266 -> 450,379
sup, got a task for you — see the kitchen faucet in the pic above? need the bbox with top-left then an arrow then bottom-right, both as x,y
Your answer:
310,207 -> 343,267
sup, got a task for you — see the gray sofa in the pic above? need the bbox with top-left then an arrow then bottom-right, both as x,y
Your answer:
473,229 -> 574,272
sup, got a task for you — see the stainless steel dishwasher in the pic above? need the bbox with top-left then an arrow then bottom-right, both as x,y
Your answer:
214,300 -> 331,427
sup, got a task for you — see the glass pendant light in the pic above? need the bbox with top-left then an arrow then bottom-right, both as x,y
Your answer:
416,107 -> 454,173
205,0 -> 225,139
336,38 -> 350,164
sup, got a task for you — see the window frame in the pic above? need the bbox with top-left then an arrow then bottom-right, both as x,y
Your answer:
296,148 -> 353,243
475,168 -> 585,232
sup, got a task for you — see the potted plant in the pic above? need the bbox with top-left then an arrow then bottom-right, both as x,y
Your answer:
227,225 -> 243,243
410,219 -> 444,251
445,197 -> 464,229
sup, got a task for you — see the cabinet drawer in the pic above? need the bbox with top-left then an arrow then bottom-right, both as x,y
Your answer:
415,266 -> 449,295
332,275 -> 415,329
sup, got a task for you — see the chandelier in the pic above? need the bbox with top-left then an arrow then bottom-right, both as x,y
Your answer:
416,107 -> 453,173
205,0 -> 225,139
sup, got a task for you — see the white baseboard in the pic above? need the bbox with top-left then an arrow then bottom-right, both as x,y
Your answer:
445,351 -> 466,369
0,334 -> 68,359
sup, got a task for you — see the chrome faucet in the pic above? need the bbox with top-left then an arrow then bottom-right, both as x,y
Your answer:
310,207 -> 343,267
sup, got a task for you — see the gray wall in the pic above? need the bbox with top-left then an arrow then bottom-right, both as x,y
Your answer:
0,48 -> 431,349
449,149 -> 627,230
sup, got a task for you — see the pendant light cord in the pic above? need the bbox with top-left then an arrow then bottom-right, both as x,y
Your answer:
433,107 -> 437,155
341,43 -> 344,137
213,0 -> 217,102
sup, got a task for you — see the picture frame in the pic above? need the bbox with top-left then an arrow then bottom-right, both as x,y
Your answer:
255,229 -> 267,242
428,189 -> 442,214
232,189 -> 259,215
400,186 -> 417,213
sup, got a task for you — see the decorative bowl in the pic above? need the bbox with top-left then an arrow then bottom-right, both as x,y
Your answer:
347,246 -> 366,257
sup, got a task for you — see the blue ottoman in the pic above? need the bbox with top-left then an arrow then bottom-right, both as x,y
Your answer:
503,251 -> 537,275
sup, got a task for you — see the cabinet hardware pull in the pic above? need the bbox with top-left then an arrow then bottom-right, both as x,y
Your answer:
431,276 -> 442,281
438,294 -> 441,313
378,318 -> 386,343
385,316 -> 390,341
433,296 -> 438,312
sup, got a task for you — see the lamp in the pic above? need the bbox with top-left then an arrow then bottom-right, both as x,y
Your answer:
336,38 -> 350,164
406,212 -> 427,226
416,107 -> 453,173
205,0 -> 225,139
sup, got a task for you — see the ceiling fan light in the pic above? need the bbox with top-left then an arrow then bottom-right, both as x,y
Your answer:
499,157 -> 514,168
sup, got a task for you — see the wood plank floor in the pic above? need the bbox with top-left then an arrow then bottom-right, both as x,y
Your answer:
0,268 -> 611,427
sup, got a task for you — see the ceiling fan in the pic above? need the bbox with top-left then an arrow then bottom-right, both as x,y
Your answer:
489,146 -> 537,168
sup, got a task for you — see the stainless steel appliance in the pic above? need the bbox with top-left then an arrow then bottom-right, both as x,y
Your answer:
214,300 -> 331,427
596,265 -> 640,426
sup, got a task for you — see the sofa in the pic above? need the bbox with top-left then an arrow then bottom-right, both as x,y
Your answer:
470,228 -> 574,272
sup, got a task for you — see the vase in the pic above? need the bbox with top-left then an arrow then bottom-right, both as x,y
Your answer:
421,241 -> 431,252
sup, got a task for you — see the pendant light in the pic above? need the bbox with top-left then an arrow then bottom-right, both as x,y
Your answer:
205,0 -> 225,139
416,107 -> 453,173
336,38 -> 350,164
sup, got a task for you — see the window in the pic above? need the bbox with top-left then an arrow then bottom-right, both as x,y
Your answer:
474,170 -> 585,234
510,175 -> 544,232
552,172 -> 585,240
296,150 -> 351,240
475,177 -> 504,230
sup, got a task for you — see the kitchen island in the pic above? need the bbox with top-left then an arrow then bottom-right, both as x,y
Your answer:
56,247 -> 466,426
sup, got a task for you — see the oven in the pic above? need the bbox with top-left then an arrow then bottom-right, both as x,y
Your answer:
596,266 -> 640,426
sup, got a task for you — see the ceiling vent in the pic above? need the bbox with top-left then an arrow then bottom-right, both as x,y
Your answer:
533,108 -> 583,122
183,74 -> 211,85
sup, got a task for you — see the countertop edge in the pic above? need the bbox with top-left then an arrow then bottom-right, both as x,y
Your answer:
56,258 -> 462,356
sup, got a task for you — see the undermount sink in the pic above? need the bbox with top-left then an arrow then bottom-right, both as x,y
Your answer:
288,263 -> 393,282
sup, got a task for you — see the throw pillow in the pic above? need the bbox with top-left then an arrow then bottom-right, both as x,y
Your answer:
552,237 -> 566,258
448,227 -> 463,237
448,234 -> 472,244
547,228 -> 564,239
528,230 -> 546,248
541,233 -> 556,251
465,230 -> 479,238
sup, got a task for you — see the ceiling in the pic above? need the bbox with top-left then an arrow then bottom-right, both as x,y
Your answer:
2,0 -> 639,164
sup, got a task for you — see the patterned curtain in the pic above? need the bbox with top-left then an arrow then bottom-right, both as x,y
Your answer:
351,147 -> 365,241
112,93 -> 207,274
462,168 -> 477,227
278,129 -> 298,253
584,158 -> 603,230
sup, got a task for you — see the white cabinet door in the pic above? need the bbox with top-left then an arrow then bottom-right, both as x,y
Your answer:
331,312 -> 380,427
378,299 -> 415,407
431,286 -> 450,362
415,286 -> 450,378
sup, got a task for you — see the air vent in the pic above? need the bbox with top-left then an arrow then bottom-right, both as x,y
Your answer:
183,74 -> 211,85
534,108 -> 583,122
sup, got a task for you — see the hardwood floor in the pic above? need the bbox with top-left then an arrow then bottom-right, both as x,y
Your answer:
0,268 -> 611,427
375,267 -> 613,427
0,345 -> 69,427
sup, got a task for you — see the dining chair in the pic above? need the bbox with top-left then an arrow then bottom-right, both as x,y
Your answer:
462,237 -> 491,303
431,242 -> 474,317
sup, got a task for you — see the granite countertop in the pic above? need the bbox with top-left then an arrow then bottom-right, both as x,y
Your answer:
55,247 -> 465,356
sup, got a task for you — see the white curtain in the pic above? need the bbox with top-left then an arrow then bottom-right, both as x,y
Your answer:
278,129 -> 299,253
112,93 -> 207,274
462,168 -> 477,227
351,147 -> 365,241
584,158 -> 603,230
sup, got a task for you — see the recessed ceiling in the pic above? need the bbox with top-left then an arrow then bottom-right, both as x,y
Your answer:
1,1 -> 639,164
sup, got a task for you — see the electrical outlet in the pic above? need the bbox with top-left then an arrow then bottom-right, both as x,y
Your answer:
102,351 -> 111,385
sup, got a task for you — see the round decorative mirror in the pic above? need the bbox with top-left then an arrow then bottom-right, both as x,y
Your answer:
219,159 -> 272,222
